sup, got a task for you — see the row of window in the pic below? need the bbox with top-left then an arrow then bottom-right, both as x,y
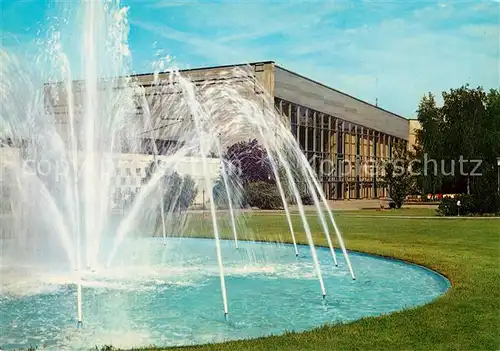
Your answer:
275,97 -> 403,159
113,176 -> 143,186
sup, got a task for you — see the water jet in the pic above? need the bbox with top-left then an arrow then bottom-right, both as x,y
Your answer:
0,1 -> 451,350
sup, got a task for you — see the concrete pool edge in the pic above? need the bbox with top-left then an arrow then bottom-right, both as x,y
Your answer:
172,235 -> 453,292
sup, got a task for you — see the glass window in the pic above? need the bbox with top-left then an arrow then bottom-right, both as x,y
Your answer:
291,104 -> 297,124
299,107 -> 308,126
281,101 -> 290,117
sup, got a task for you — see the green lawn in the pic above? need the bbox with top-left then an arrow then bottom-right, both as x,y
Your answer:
114,209 -> 500,351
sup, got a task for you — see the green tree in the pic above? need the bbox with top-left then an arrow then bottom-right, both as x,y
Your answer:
143,160 -> 198,212
415,86 -> 500,214
415,92 -> 444,194
383,141 -> 416,209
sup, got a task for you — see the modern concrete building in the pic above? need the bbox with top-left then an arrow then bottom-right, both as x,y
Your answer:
44,60 -> 415,201
142,61 -> 410,200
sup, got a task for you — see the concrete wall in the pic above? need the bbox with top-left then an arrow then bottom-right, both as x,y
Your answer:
0,147 -> 21,214
136,61 -> 275,96
273,66 -> 409,140
0,148 -> 220,209
46,62 -> 276,147
408,119 -> 421,152
112,153 -> 220,205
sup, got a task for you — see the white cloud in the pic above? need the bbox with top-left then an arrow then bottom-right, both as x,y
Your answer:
132,1 -> 498,116
130,19 -> 258,65
4,0 -> 494,118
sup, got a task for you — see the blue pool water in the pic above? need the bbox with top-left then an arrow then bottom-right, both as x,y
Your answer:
0,238 -> 450,350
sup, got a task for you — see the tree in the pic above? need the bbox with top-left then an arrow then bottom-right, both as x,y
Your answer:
143,160 -> 198,212
383,141 -> 416,209
415,86 -> 500,214
245,181 -> 282,210
221,140 -> 286,209
212,172 -> 247,209
224,139 -> 272,185
415,92 -> 444,194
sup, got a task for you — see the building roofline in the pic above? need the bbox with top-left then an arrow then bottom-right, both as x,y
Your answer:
43,61 -> 275,86
130,61 -> 276,79
45,60 -> 408,123
274,64 -> 408,121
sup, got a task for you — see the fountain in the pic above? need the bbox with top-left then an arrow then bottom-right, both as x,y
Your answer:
0,1 -> 450,350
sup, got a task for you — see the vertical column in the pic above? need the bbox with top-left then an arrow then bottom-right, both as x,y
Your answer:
327,115 -> 333,199
389,135 -> 393,159
332,118 -> 337,199
305,108 -> 309,162
355,124 -> 360,199
372,130 -> 377,198
347,122 -> 352,200
381,133 -> 386,197
359,126 -> 363,198
352,125 -> 356,199
384,134 -> 389,197
339,120 -> 345,200
313,111 -> 317,176
287,101 -> 292,129
296,105 -> 301,150
320,113 -> 325,196
275,99 -> 283,139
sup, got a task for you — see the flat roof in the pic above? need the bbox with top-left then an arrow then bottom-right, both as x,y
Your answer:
52,60 -> 406,120
132,60 -> 406,120
274,64 -> 407,121
130,61 -> 276,79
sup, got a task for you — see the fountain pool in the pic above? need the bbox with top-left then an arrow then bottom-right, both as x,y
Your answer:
0,0 -> 451,349
0,238 -> 450,350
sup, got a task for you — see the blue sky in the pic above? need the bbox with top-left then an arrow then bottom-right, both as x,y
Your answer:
1,0 -> 498,117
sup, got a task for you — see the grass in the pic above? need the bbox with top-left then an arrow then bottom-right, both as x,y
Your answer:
15,209 -> 500,351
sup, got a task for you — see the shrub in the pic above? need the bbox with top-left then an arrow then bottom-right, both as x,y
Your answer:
163,172 -> 197,211
212,176 -> 247,209
245,181 -> 282,210
437,193 -> 500,216
288,191 -> 315,206
224,139 -> 272,185
144,160 -> 198,212
436,197 -> 458,216
301,192 -> 314,205
383,141 -> 417,209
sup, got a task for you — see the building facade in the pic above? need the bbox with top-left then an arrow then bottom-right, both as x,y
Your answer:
152,61 -> 410,200
44,61 -> 414,201
408,119 -> 421,152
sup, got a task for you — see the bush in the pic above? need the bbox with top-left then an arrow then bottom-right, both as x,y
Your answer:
212,176 -> 247,209
163,172 -> 197,211
437,193 -> 500,216
245,181 -> 283,210
144,160 -> 198,211
288,191 -> 315,206
301,192 -> 314,205
224,139 -> 272,184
